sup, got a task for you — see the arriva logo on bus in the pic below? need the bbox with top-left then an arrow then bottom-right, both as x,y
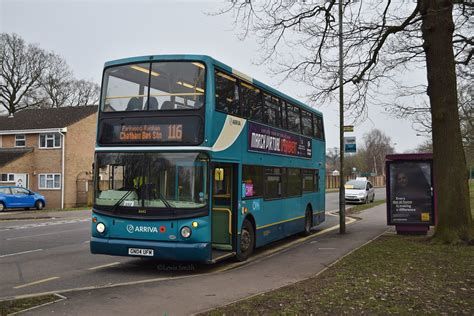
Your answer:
126,224 -> 161,234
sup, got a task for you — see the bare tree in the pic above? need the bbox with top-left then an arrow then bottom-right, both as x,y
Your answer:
326,147 -> 340,171
415,138 -> 433,153
68,79 -> 100,106
219,0 -> 473,242
40,53 -> 75,108
1,33 -> 101,110
361,129 -> 394,176
344,149 -> 368,177
0,33 -> 49,115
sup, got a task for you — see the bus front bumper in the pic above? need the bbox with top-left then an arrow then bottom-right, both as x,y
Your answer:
90,237 -> 211,263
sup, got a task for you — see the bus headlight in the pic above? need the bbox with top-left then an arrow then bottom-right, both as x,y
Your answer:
180,226 -> 192,238
96,222 -> 106,234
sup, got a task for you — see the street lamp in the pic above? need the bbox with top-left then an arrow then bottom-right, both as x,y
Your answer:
337,0 -> 345,234
324,0 -> 346,233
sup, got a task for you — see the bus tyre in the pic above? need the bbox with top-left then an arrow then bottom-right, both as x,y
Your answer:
236,219 -> 254,262
301,210 -> 312,236
35,200 -> 44,210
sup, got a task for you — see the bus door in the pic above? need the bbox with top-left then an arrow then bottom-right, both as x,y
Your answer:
211,163 -> 237,257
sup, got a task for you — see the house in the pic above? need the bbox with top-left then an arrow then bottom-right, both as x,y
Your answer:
0,106 -> 98,209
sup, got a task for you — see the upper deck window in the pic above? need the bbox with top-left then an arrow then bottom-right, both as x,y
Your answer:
240,82 -> 262,122
215,71 -> 240,115
102,61 -> 206,112
287,103 -> 302,134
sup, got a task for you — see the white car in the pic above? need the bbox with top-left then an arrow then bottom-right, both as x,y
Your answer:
344,178 -> 375,204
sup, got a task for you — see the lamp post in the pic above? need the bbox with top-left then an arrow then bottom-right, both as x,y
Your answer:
337,0 -> 346,234
324,0 -> 346,233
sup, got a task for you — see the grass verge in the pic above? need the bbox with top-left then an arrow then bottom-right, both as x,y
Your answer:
347,199 -> 386,214
0,295 -> 59,316
203,234 -> 473,315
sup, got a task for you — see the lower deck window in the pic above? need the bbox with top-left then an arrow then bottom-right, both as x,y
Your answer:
287,168 -> 302,196
264,167 -> 285,199
303,169 -> 314,192
243,165 -> 263,198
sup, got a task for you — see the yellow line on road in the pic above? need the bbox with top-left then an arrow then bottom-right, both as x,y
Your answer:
211,217 -> 357,274
14,277 -> 60,289
88,262 -> 121,270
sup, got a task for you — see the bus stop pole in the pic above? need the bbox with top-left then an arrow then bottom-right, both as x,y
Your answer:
338,0 -> 346,234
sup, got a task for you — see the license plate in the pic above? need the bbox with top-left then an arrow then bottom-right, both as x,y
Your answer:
128,248 -> 154,257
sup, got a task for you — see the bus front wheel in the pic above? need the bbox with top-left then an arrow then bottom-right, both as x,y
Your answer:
236,219 -> 254,262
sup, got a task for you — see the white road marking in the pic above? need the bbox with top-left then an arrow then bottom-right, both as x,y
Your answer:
88,262 -> 121,270
6,228 -> 89,240
14,277 -> 60,289
0,249 -> 43,258
0,218 -> 89,232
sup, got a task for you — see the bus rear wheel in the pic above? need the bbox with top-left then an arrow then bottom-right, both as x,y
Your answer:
301,210 -> 312,236
236,219 -> 254,262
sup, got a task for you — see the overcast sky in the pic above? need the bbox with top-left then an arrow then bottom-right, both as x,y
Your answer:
0,0 -> 429,152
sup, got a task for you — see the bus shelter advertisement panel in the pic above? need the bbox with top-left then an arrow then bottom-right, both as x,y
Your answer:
388,161 -> 434,225
248,122 -> 312,158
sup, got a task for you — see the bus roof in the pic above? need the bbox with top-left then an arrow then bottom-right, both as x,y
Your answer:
104,54 -> 323,117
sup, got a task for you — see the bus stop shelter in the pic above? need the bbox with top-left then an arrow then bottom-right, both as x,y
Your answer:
385,153 -> 437,235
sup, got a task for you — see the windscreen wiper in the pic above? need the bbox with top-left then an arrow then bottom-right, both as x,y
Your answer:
111,189 -> 135,213
157,192 -> 174,208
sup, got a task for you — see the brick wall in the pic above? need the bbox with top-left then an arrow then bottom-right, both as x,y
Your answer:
64,114 -> 97,207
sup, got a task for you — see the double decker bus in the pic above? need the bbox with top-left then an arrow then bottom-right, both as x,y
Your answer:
91,55 -> 326,263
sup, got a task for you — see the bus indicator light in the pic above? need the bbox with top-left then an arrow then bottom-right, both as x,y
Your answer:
192,221 -> 199,228
159,226 -> 166,233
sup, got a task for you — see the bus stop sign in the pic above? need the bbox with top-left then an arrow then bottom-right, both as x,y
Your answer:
344,136 -> 356,153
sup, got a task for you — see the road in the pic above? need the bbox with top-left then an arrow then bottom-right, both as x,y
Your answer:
325,187 -> 386,210
0,189 -> 386,300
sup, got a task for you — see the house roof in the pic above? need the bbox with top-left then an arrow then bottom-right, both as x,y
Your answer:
0,106 -> 98,131
0,148 -> 33,167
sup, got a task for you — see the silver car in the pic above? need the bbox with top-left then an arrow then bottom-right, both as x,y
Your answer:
344,178 -> 375,204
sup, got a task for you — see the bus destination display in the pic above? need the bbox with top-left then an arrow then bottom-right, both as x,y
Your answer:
98,116 -> 202,145
119,124 -> 183,141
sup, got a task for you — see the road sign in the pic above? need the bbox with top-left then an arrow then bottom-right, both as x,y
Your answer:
344,136 -> 356,153
343,125 -> 354,132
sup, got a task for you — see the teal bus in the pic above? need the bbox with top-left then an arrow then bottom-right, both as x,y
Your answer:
91,55 -> 326,263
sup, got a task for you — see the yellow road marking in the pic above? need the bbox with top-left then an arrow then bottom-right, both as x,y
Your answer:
88,262 -> 121,270
211,217 -> 357,273
14,277 -> 60,289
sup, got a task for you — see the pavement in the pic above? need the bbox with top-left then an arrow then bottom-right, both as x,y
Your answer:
22,204 -> 389,316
